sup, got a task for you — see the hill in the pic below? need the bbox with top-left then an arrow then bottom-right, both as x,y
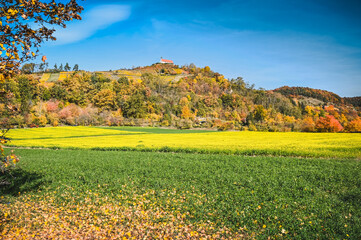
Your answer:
273,86 -> 361,112
1,63 -> 360,132
344,96 -> 361,109
273,86 -> 344,105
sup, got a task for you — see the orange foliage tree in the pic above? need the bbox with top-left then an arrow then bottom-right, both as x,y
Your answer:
301,117 -> 316,132
315,115 -> 343,132
345,118 -> 361,132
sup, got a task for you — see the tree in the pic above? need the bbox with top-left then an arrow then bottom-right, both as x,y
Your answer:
16,75 -> 38,114
0,0 -> 83,173
21,63 -> 35,74
93,89 -> 116,110
316,115 -> 343,132
39,62 -> 46,72
54,63 -> 58,72
64,62 -> 71,71
59,63 -> 64,71
253,105 -> 267,122
181,105 -> 193,120
345,118 -> 361,132
73,64 -> 79,71
301,117 -> 315,132
0,0 -> 83,79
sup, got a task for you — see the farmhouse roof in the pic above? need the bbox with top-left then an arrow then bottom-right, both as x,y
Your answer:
160,58 -> 174,64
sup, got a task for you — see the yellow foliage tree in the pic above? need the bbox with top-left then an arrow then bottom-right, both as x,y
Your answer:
181,105 -> 193,120
93,89 -> 116,111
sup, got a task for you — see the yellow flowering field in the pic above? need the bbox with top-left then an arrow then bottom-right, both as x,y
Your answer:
7,126 -> 139,140
39,73 -> 51,83
6,127 -> 361,158
58,72 -> 73,81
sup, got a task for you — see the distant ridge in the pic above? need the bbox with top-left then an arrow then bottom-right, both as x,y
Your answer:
273,86 -> 344,103
344,96 -> 361,108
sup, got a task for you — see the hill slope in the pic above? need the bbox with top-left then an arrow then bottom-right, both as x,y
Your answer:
2,64 -> 360,132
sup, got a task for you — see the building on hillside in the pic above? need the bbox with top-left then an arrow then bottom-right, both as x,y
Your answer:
159,57 -> 174,64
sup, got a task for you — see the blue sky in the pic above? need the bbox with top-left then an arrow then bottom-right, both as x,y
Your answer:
39,0 -> 361,97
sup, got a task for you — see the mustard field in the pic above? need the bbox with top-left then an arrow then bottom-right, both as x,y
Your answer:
7,126 -> 361,158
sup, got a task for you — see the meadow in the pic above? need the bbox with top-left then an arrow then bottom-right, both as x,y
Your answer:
1,127 -> 361,239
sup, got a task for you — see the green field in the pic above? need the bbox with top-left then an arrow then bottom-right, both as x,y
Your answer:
47,73 -> 60,82
1,127 -> 361,239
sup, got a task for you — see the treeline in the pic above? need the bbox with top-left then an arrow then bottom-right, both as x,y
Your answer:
21,62 -> 80,74
0,64 -> 360,132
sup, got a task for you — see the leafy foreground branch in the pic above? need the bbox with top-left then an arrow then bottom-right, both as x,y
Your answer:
0,131 -> 19,174
0,0 -> 83,176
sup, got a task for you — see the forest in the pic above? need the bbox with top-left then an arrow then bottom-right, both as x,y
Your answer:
1,63 -> 360,132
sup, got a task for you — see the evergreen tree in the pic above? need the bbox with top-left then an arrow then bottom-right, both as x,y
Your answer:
73,64 -> 79,71
64,63 -> 71,71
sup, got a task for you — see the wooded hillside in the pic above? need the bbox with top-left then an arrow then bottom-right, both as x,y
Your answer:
1,63 -> 360,132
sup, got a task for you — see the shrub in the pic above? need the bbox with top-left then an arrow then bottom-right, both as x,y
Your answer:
12,115 -> 25,128
248,124 -> 257,131
177,119 -> 193,129
33,115 -> 48,127
161,120 -> 170,127
46,100 -> 59,112
217,122 -> 235,131
52,120 -> 59,127
212,119 -> 223,128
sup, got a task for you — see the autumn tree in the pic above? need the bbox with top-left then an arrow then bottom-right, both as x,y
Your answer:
181,105 -> 192,119
301,117 -> 315,132
93,89 -> 116,111
345,118 -> 361,132
316,115 -> 343,132
0,0 -> 83,172
253,105 -> 267,122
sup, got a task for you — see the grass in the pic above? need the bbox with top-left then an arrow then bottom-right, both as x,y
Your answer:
1,149 -> 360,239
6,126 -> 361,159
47,73 -> 60,82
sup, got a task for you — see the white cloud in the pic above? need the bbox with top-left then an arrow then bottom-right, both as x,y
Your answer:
53,4 -> 131,45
